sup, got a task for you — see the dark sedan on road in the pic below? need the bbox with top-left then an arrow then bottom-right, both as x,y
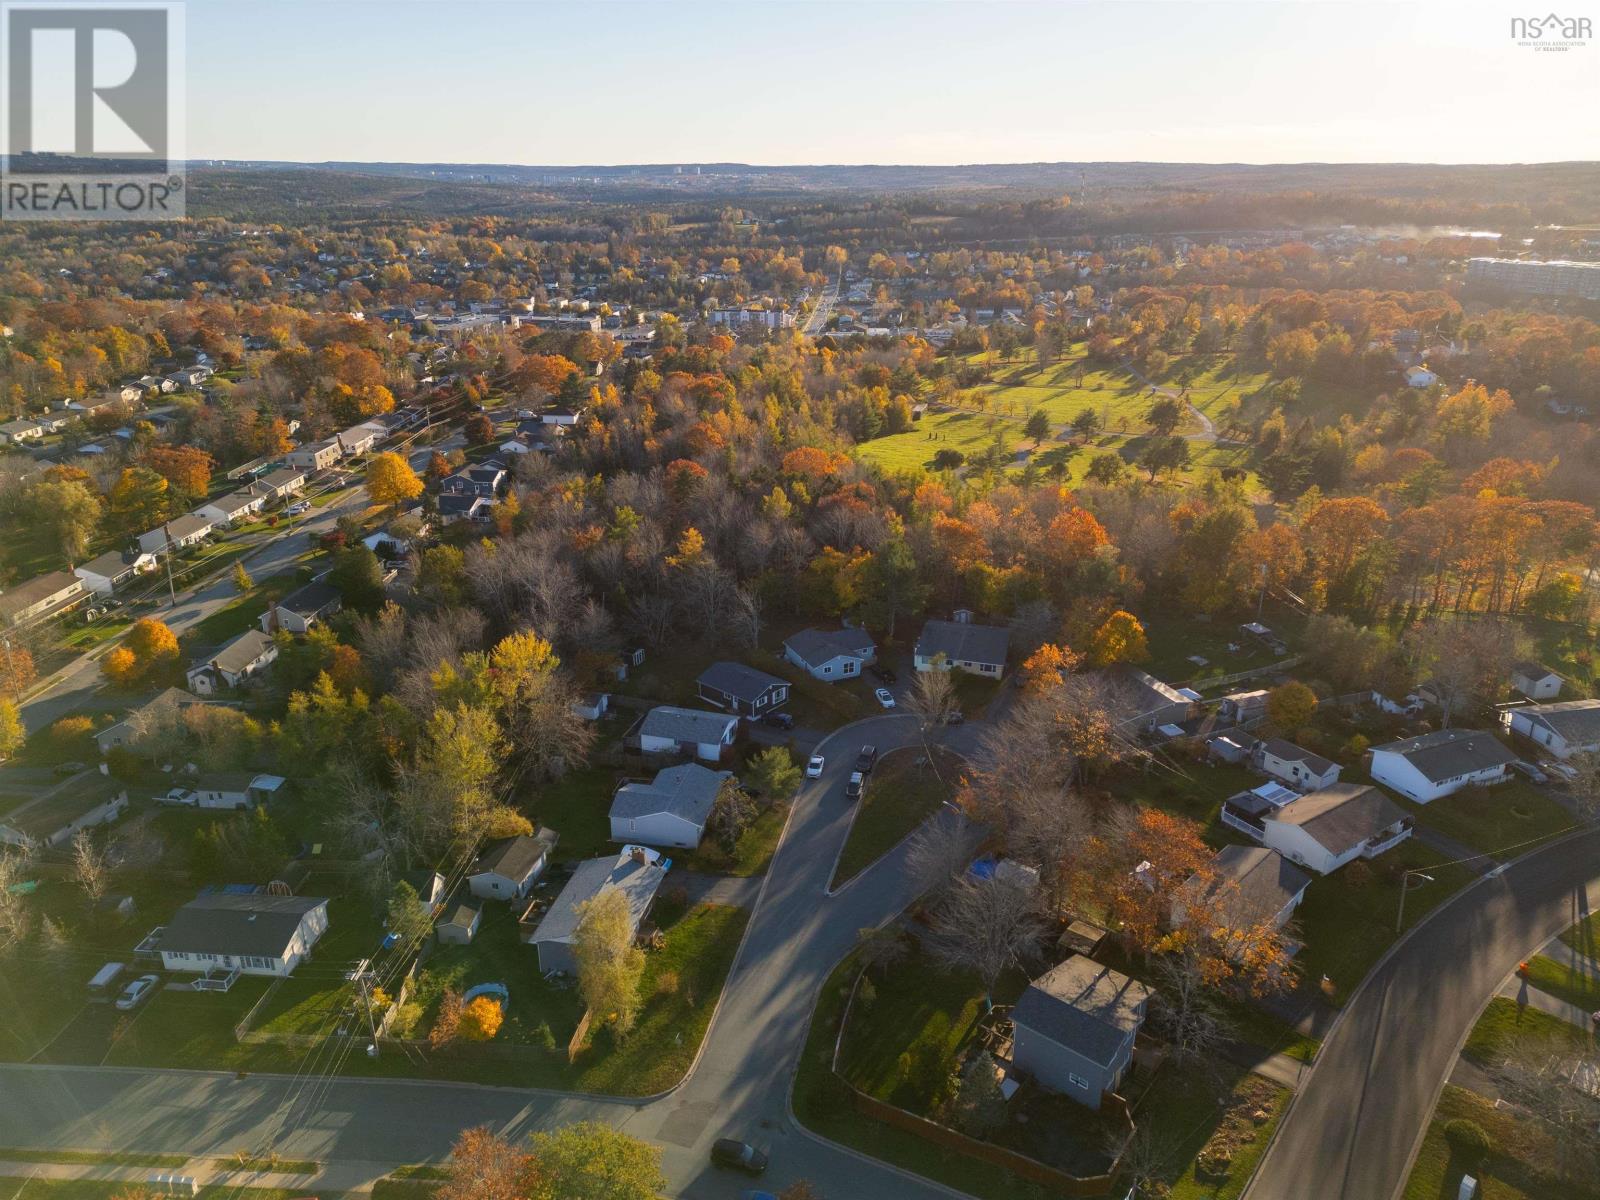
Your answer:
711,1138 -> 768,1175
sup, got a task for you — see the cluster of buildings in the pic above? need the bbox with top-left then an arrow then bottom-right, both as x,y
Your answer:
1466,256 -> 1600,301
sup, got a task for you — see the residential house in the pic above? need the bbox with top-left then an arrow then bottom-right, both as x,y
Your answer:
782,627 -> 877,681
0,570 -> 87,627
0,775 -> 129,849
259,580 -> 342,634
435,898 -> 482,945
439,462 -> 505,498
187,772 -> 285,810
1258,783 -> 1413,875
540,405 -> 584,427
1369,729 -> 1517,803
95,687 -> 196,754
286,439 -> 342,471
695,661 -> 790,718
74,549 -> 155,595
437,493 -> 494,523
194,489 -> 267,528
1254,738 -> 1341,792
609,763 -> 730,849
186,628 -> 278,694
1220,689 -> 1271,724
913,616 -> 1010,678
637,706 -> 740,764
1010,955 -> 1152,1110
0,417 -> 45,444
467,831 -> 557,902
1174,845 -> 1313,938
523,847 -> 667,975
1406,366 -> 1438,389
251,466 -> 308,500
1205,732 -> 1254,765
335,421 -> 383,457
154,893 -> 330,979
1101,665 -> 1196,734
137,514 -> 213,556
1511,662 -> 1563,702
1504,699 -> 1600,760
166,365 -> 213,389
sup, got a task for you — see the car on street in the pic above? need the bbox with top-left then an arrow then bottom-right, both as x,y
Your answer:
875,687 -> 896,709
761,711 -> 795,730
285,502 -> 310,516
1512,760 -> 1548,785
868,663 -> 897,684
806,754 -> 825,778
855,745 -> 878,773
710,1139 -> 768,1175
114,974 -> 160,1011
845,771 -> 865,801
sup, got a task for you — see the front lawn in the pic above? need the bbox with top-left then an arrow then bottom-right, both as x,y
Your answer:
1403,1084 -> 1599,1200
678,799 -> 789,876
832,745 -> 962,887
1143,1072 -> 1290,1200
1522,953 -> 1600,1010
183,570 -> 308,649
1461,996 -> 1590,1066
1559,911 -> 1599,958
1399,782 -> 1575,859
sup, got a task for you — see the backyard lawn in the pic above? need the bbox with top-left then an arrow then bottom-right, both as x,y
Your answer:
182,570 -> 309,649
520,766 -> 617,863
832,745 -> 962,887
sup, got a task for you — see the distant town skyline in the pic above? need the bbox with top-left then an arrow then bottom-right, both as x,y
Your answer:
188,0 -> 1598,166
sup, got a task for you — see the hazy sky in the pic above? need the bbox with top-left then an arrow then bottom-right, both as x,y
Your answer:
185,0 -> 1599,165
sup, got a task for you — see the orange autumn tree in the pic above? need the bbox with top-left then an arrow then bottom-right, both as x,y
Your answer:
1020,643 -> 1081,694
458,996 -> 504,1041
437,1126 -> 536,1200
1088,610 -> 1149,666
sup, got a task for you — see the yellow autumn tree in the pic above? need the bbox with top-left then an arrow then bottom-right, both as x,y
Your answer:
365,452 -> 424,509
457,996 -> 504,1041
1088,610 -> 1150,667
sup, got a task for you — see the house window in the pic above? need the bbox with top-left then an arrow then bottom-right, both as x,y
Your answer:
1068,1073 -> 1090,1090
822,665 -> 832,675
843,661 -> 856,675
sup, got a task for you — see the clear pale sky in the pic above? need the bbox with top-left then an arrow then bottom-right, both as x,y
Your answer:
186,0 -> 1599,165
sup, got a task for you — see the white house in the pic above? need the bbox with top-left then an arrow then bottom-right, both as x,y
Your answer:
637,706 -> 739,763
137,514 -> 213,556
0,417 -> 45,444
0,570 -> 88,627
251,466 -> 308,499
155,893 -> 330,979
1510,662 -> 1563,702
1504,699 -> 1600,760
522,847 -> 665,975
467,832 -> 556,902
609,763 -> 730,849
1254,738 -> 1341,792
913,616 -> 1010,678
74,550 -> 156,596
186,629 -> 278,694
1368,729 -> 1518,803
335,421 -> 384,457
782,627 -> 877,681
260,580 -> 342,634
0,776 -> 129,850
194,489 -> 267,528
1405,366 -> 1438,389
286,438 -> 343,470
1220,689 -> 1271,724
1259,783 -> 1413,875
185,772 -> 285,810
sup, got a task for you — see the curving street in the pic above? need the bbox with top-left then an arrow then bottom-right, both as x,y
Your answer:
0,713 -> 979,1199
1245,826 -> 1600,1200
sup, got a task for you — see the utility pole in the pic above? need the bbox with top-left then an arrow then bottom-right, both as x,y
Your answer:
1396,869 -> 1435,934
1256,562 -> 1269,623
162,524 -> 178,607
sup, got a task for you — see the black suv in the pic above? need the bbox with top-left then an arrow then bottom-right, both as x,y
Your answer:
710,1138 -> 768,1175
855,745 -> 878,773
761,711 -> 795,730
869,663 -> 898,685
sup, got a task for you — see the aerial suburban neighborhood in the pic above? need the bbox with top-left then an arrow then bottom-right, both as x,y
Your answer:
0,6 -> 1595,1200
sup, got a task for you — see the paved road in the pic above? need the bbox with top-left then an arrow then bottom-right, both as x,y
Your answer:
0,715 -> 980,1199
1245,826 -> 1600,1200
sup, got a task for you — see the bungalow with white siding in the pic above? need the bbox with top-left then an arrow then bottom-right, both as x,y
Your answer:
0,417 -> 45,444
0,570 -> 87,627
251,466 -> 308,499
914,617 -> 1010,678
195,489 -> 267,528
1368,729 -> 1517,803
782,627 -> 877,681
1510,662 -> 1563,702
335,421 -> 383,457
637,706 -> 739,763
187,628 -> 278,694
286,439 -> 342,471
0,775 -> 129,849
1254,738 -> 1341,792
259,580 -> 342,634
1259,784 -> 1413,875
75,549 -> 156,596
137,514 -> 213,556
522,847 -> 665,975
154,893 -> 329,979
1503,698 -> 1600,761
609,763 -> 729,849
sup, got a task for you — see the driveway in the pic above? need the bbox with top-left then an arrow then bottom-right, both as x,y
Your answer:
0,711 -> 978,1199
1244,826 -> 1600,1200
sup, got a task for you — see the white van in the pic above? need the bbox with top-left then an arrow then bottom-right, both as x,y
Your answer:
88,961 -> 126,1001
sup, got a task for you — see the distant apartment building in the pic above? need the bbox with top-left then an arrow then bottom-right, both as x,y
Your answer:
707,308 -> 795,330
1466,258 -> 1600,301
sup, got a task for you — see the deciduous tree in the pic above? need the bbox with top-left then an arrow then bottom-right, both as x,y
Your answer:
573,888 -> 646,1037
365,451 -> 423,509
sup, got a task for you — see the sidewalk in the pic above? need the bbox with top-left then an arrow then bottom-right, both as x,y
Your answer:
0,1154 -> 405,1195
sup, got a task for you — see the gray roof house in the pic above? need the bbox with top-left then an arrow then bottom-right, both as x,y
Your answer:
1011,955 -> 1152,1110
1254,738 -> 1341,792
95,687 -> 197,754
1101,665 -> 1196,733
137,513 -> 213,556
913,617 -> 1010,678
522,847 -> 667,975
155,892 -> 330,979
1505,698 -> 1600,761
609,762 -> 730,849
637,706 -> 739,764
1175,845 -> 1313,937
468,830 -> 557,902
0,775 -> 129,850
74,549 -> 155,596
1369,729 -> 1518,803
1260,783 -> 1413,875
695,661 -> 790,718
0,570 -> 88,627
260,580 -> 342,634
782,627 -> 877,681
186,628 -> 278,695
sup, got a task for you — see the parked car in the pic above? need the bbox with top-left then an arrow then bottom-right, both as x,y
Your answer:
855,745 -> 878,773
1543,760 -> 1579,783
868,664 -> 897,685
845,771 -> 865,801
710,1139 -> 768,1176
1512,760 -> 1548,785
285,502 -> 310,516
874,688 -> 896,709
761,712 -> 795,730
114,974 -> 160,1011
806,755 -> 825,778
156,787 -> 198,807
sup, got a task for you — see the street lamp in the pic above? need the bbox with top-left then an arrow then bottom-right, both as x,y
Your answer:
1396,869 -> 1436,934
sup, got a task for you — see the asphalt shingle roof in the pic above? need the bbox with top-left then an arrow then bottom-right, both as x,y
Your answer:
530,851 -> 665,948
159,893 -> 328,959
208,629 -> 275,676
472,835 -> 550,883
1257,738 -> 1336,777
1373,729 -> 1517,783
610,763 -> 728,825
696,661 -> 787,704
783,627 -> 876,667
1012,955 -> 1151,1066
1183,845 -> 1312,924
1272,784 -> 1408,854
915,618 -> 1010,668
1518,699 -> 1600,745
639,706 -> 738,745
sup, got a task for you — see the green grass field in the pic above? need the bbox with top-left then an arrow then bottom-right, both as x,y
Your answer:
1397,782 -> 1576,860
832,745 -> 960,888
1403,1084 -> 1597,1200
1461,996 -> 1590,1066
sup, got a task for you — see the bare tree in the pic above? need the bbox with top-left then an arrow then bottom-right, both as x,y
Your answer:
904,664 -> 957,734
1148,952 -> 1231,1070
0,849 -> 33,947
1493,1033 -> 1600,1186
904,813 -> 977,901
1562,749 -> 1600,823
924,875 -> 1046,999
855,926 -> 910,977
71,829 -> 109,907
1404,618 -> 1526,727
